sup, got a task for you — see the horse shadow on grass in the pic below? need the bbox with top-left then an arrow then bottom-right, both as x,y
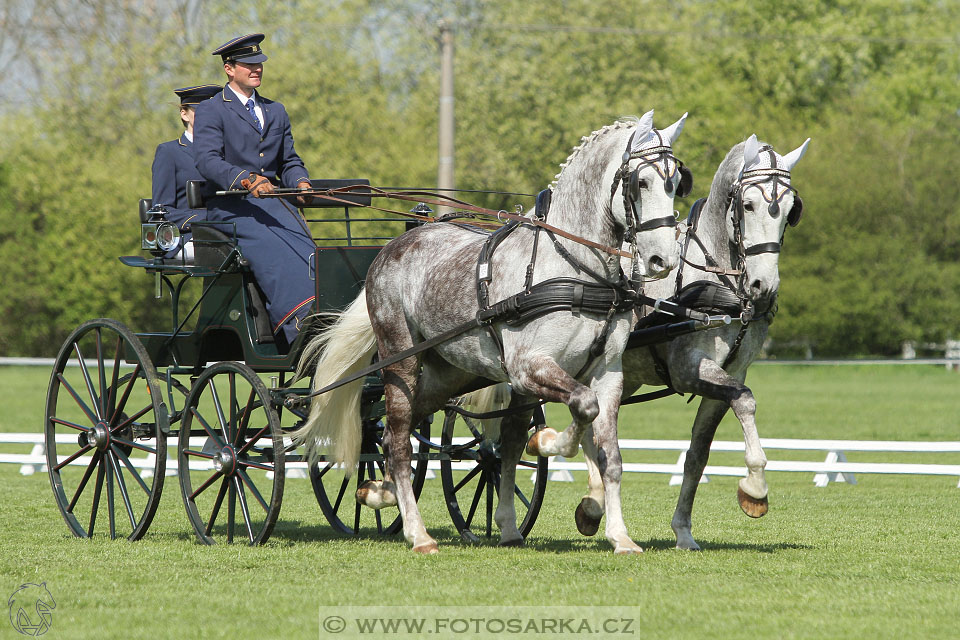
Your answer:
158,520 -> 812,554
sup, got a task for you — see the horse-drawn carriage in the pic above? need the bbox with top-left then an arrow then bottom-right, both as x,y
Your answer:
44,112 -> 808,553
43,179 -> 550,545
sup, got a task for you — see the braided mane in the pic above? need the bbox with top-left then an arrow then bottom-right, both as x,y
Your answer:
550,118 -> 637,189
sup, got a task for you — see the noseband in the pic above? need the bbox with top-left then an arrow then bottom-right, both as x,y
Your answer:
610,129 -> 692,244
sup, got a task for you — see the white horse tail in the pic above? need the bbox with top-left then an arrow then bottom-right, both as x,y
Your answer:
292,291 -> 377,475
456,382 -> 512,442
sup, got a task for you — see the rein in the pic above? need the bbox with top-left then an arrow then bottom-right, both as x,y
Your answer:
246,184 -> 640,260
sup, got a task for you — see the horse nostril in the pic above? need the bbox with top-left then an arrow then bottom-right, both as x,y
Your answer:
649,255 -> 665,272
751,279 -> 763,293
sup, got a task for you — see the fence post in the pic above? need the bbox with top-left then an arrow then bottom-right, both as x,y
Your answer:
813,450 -> 857,487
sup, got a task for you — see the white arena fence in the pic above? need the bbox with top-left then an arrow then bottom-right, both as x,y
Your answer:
6,433 -> 959,488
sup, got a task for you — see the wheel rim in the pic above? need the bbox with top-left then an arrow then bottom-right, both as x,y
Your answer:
310,418 -> 431,536
177,362 -> 283,545
439,407 -> 548,541
45,319 -> 167,540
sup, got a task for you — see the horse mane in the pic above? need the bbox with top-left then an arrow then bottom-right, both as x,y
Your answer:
549,118 -> 637,190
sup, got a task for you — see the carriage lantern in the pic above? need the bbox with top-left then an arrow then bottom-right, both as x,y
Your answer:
141,204 -> 181,256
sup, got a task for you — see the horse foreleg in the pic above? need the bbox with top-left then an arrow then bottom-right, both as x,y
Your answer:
514,356 -> 598,459
671,397 -> 728,550
381,367 -> 438,554
494,400 -> 534,547
684,358 -> 768,519
575,426 -> 605,536
589,372 -> 642,554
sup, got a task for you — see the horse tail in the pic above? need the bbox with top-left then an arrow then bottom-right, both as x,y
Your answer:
293,291 -> 377,475
455,382 -> 512,442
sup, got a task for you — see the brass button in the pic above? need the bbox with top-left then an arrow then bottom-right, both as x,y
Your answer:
259,152 -> 264,157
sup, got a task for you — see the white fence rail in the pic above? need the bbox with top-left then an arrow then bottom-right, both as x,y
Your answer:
6,434 -> 959,487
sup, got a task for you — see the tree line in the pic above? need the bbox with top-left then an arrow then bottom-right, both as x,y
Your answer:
1,0 -> 958,357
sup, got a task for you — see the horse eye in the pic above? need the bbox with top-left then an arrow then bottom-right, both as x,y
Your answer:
638,179 -> 650,189
743,201 -> 754,212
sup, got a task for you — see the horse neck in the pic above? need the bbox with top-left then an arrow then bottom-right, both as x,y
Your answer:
544,127 -> 627,279
686,159 -> 741,274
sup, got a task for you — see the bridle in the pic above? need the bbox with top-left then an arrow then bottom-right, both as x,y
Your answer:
726,145 -> 803,262
610,129 -> 692,247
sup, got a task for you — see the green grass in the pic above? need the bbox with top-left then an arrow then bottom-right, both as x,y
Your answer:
1,364 -> 959,639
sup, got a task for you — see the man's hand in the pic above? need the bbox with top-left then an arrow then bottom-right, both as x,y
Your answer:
295,180 -> 314,206
240,173 -> 275,198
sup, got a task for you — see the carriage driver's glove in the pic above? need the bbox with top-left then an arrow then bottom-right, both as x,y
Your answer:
295,180 -> 314,207
240,173 -> 276,198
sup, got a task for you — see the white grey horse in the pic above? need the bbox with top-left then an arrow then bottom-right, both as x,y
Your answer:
295,110 -> 689,554
575,134 -> 811,550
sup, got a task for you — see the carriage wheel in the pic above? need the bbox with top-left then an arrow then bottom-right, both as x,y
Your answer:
310,418 -> 431,536
440,406 -> 548,542
177,362 -> 284,545
45,318 -> 168,540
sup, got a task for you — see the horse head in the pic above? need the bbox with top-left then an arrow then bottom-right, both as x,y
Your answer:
619,109 -> 689,278
723,134 -> 810,310
552,110 -> 689,280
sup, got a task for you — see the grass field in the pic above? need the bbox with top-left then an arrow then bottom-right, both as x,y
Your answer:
1,364 -> 958,639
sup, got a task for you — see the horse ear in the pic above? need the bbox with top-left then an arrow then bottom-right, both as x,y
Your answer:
660,112 -> 688,146
631,110 -> 655,153
742,134 -> 760,171
782,138 -> 811,171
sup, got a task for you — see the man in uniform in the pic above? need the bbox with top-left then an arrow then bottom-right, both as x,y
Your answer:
151,84 -> 221,255
193,33 -> 316,346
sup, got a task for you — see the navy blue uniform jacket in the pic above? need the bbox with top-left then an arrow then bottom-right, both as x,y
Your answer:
150,133 -> 204,231
193,86 -> 309,190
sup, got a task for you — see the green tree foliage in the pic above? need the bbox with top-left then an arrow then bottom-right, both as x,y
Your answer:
1,0 -> 957,356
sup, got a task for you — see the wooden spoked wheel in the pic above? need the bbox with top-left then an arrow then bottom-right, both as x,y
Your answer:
439,406 -> 548,542
310,418 -> 431,536
45,318 -> 168,540
177,362 -> 284,545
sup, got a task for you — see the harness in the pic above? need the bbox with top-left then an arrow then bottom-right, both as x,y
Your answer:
474,131 -> 692,374
645,145 -> 803,391
289,134 -> 708,407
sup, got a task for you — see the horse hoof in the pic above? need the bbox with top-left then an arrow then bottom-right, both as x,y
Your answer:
737,486 -> 769,518
575,501 -> 601,536
498,537 -> 525,548
525,431 -> 542,456
413,541 -> 439,555
614,544 -> 644,555
355,480 -> 376,506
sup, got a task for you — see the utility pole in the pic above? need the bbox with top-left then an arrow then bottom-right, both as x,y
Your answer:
437,19 -> 455,215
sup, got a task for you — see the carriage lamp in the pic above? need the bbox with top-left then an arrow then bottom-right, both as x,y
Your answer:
141,204 -> 181,256
407,202 -> 432,231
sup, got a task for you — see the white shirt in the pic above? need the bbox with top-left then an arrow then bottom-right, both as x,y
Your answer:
183,130 -> 193,143
228,84 -> 264,128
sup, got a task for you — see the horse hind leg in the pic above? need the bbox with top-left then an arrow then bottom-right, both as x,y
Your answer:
517,356 -> 599,459
380,362 -> 438,554
493,399 -> 535,547
575,425 -> 605,536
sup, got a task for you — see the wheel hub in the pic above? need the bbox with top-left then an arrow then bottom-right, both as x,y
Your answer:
85,422 -> 111,451
213,445 -> 237,475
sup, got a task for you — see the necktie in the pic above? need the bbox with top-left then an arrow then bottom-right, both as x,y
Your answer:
245,99 -> 262,133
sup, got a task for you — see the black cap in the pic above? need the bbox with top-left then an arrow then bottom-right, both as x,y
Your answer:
211,33 -> 268,64
173,84 -> 221,106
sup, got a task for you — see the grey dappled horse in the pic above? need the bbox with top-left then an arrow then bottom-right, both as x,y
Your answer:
295,110 -> 690,554
575,135 -> 811,550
